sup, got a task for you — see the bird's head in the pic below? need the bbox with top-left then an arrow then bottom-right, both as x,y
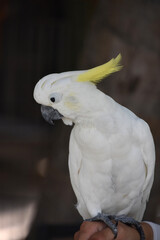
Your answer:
33,54 -> 122,126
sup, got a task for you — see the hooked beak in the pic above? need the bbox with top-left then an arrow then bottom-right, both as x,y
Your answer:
41,105 -> 63,125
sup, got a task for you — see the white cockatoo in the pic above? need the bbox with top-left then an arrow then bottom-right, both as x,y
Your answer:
33,54 -> 155,239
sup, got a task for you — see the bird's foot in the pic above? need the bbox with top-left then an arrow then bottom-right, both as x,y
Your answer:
85,213 -> 118,238
85,213 -> 145,240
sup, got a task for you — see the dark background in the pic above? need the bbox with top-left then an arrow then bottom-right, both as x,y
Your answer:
0,0 -> 160,239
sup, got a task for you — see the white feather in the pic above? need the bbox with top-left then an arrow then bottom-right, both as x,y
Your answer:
68,93 -> 155,221
34,71 -> 155,222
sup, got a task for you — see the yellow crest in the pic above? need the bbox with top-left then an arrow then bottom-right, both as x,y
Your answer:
77,54 -> 122,84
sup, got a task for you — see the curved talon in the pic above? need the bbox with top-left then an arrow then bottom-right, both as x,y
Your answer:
134,224 -> 145,240
115,220 -> 118,227
112,219 -> 118,239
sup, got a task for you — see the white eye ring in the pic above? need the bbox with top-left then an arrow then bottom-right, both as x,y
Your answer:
49,93 -> 62,103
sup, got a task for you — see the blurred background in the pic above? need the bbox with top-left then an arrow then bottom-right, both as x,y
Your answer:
0,0 -> 160,239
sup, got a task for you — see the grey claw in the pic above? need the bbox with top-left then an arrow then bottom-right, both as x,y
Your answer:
85,214 -> 145,240
85,213 -> 118,238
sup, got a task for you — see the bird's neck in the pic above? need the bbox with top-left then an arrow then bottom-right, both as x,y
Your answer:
74,92 -> 115,126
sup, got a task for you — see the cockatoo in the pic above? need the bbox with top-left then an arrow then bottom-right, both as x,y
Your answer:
33,54 -> 155,240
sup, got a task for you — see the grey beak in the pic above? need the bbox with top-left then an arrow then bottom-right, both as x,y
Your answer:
41,105 -> 63,125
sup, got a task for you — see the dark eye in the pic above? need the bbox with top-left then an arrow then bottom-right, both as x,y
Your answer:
50,97 -> 55,103
49,93 -> 62,103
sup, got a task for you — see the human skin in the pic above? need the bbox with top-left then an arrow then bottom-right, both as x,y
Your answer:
74,221 -> 153,240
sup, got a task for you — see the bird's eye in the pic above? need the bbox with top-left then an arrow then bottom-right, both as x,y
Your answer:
50,97 -> 55,103
49,93 -> 62,103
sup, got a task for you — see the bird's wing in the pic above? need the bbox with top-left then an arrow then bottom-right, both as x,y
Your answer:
95,110 -> 155,203
94,111 -> 155,220
136,119 -> 155,202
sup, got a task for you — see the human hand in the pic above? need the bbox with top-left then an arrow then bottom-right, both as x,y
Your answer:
74,221 -> 153,240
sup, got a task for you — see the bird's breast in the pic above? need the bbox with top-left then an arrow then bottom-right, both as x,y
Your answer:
73,124 -> 110,157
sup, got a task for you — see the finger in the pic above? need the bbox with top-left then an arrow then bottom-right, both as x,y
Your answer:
75,221 -> 107,240
89,227 -> 114,240
74,231 -> 80,240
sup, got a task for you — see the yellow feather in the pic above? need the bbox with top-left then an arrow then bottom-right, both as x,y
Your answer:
77,54 -> 122,83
